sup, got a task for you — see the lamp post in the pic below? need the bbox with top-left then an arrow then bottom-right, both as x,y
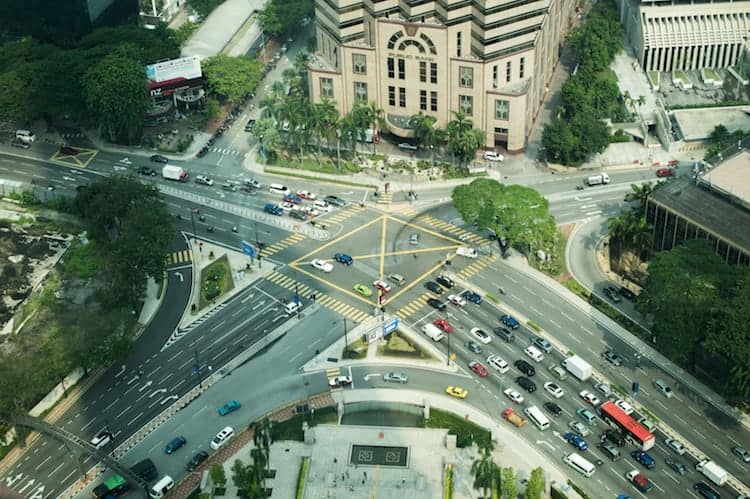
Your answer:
194,350 -> 203,388
189,208 -> 197,242
343,318 -> 348,348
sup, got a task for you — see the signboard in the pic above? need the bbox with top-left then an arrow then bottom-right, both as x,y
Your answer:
146,56 -> 202,85
383,317 -> 398,337
241,240 -> 256,258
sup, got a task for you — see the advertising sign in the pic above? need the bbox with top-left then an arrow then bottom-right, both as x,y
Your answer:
383,317 -> 398,337
146,56 -> 202,85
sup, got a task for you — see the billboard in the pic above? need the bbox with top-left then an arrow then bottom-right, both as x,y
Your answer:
146,56 -> 202,86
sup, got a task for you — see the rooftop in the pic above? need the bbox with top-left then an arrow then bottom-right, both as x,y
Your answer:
181,0 -> 264,59
649,177 -> 750,252
699,149 -> 750,207
672,107 -> 750,142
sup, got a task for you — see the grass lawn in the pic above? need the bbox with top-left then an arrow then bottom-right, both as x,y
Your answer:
273,153 -> 362,174
270,406 -> 338,442
424,408 -> 491,448
377,330 -> 431,359
199,254 -> 234,309
343,335 -> 368,359
528,224 -> 572,279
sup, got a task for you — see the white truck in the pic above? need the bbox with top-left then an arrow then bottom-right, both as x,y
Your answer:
421,323 -> 445,341
585,173 -> 610,186
456,247 -> 478,258
696,460 -> 728,486
162,165 -> 189,182
561,355 -> 593,381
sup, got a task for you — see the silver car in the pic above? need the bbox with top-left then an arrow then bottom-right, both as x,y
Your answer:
384,372 -> 408,383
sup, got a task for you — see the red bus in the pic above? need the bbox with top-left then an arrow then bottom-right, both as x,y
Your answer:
599,401 -> 655,451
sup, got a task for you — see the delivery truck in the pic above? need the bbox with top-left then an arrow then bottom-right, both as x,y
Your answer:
162,165 -> 189,182
585,173 -> 610,186
502,408 -> 526,427
421,323 -> 445,341
695,460 -> 728,486
561,355 -> 593,381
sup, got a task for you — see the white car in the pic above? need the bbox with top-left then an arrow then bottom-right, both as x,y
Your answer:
302,207 -> 320,217
470,327 -> 492,345
503,388 -> 524,404
487,354 -> 509,373
615,399 -> 634,415
595,382 -> 613,398
328,375 -> 352,388
664,437 -> 687,455
296,190 -> 317,200
278,201 -> 295,211
579,390 -> 600,406
447,294 -> 466,307
568,420 -> 591,437
373,280 -> 392,293
90,430 -> 112,449
544,382 -> 564,399
210,426 -> 235,450
195,175 -> 214,186
312,259 -> 333,272
483,151 -> 505,162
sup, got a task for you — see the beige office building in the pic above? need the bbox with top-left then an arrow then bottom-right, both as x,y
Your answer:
308,0 -> 578,153
620,0 -> 750,72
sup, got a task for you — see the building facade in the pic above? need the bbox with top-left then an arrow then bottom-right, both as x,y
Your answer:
620,0 -> 750,72
308,0 -> 577,153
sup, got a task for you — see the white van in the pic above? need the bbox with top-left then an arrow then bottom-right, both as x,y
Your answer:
524,345 -> 544,362
210,426 -> 235,450
563,453 -> 595,477
16,130 -> 36,143
456,247 -> 478,258
285,301 -> 302,314
524,405 -> 550,430
149,475 -> 175,498
269,183 -> 290,195
421,323 -> 445,341
487,354 -> 509,373
313,200 -> 330,212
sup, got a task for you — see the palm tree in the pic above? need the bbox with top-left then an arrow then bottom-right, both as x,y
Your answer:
409,113 -> 445,165
339,113 -> 360,160
309,100 -> 339,160
628,213 -> 653,263
624,182 -> 654,215
361,100 -> 386,153
470,443 -> 499,499
446,110 -> 485,167
607,211 -> 631,268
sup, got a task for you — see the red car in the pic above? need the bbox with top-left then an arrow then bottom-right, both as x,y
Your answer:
469,360 -> 489,377
656,168 -> 675,178
433,318 -> 453,333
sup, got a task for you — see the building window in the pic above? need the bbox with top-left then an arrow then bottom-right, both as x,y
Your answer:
388,86 -> 396,106
320,77 -> 334,99
519,57 -> 525,79
456,31 -> 462,57
398,58 -> 405,80
495,99 -> 509,120
387,57 -> 394,78
430,63 -> 437,84
430,91 -> 438,111
420,61 -> 427,82
354,81 -> 368,102
420,90 -> 427,110
506,61 -> 511,82
459,66 -> 473,88
494,127 -> 509,134
353,54 -> 367,75
492,65 -> 498,89
459,95 -> 473,116
399,87 -> 406,107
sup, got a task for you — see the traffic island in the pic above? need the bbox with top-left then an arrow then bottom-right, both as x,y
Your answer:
198,254 -> 234,309
377,329 -> 432,360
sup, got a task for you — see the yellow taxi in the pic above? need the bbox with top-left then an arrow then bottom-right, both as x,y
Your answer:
445,386 -> 468,399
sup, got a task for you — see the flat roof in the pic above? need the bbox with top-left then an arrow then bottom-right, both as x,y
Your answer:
649,177 -> 750,252
672,107 -> 750,142
700,150 -> 750,206
181,0 -> 265,59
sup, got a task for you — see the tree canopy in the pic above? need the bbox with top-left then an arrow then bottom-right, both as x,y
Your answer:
202,55 -> 263,103
257,0 -> 314,38
452,178 -> 557,256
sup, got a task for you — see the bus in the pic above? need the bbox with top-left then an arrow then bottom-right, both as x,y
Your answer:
92,474 -> 129,498
599,401 -> 655,450
563,452 -> 595,477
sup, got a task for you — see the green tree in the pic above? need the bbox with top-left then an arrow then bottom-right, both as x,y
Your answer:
500,467 -> 518,499
445,110 -> 485,167
187,0 -> 226,19
170,21 -> 199,45
83,52 -> 150,144
452,178 -> 557,256
470,443 -> 498,499
359,100 -> 386,153
252,117 -> 281,160
257,3 -> 283,37
202,55 -> 263,103
569,112 -> 610,157
624,182 -> 655,215
542,118 -> 577,164
232,459 -> 252,493
210,463 -> 227,488
524,467 -> 545,499
258,0 -> 314,38
409,113 -> 445,165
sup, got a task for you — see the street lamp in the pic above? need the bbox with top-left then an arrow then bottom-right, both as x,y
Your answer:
189,208 -> 197,242
193,350 -> 203,388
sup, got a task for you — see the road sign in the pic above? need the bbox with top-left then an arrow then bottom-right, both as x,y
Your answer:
241,240 -> 256,258
383,317 -> 398,336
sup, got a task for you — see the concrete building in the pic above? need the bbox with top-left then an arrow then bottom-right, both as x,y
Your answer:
646,150 -> 750,265
620,0 -> 750,72
308,0 -> 578,153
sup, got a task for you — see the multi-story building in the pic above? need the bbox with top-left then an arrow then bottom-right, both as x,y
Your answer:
308,0 -> 578,153
620,0 -> 750,72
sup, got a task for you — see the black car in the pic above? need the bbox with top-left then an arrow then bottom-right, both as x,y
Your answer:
693,481 -> 720,499
602,350 -> 624,366
150,154 -> 169,163
619,286 -> 637,301
196,146 -> 209,158
514,359 -> 536,376
516,376 -> 536,393
244,119 -> 256,132
466,341 -> 482,354
289,209 -> 307,220
603,286 -> 621,303
494,327 -> 514,342
600,429 -> 626,447
665,457 -> 687,476
427,298 -> 446,310
137,166 -> 157,176
324,195 -> 346,207
436,275 -> 454,288
185,450 -> 209,471
425,281 -> 443,294
544,401 -> 562,416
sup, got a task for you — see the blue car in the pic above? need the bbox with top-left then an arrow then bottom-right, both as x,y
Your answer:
164,436 -> 186,454
462,290 -> 482,304
264,204 -> 283,216
500,314 -> 520,329
283,194 -> 302,204
630,450 -> 655,469
218,400 -> 241,416
334,253 -> 353,265
563,432 -> 588,451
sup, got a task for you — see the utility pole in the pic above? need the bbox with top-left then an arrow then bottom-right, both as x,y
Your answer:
189,208 -> 197,242
194,350 -> 203,388
343,318 -> 348,348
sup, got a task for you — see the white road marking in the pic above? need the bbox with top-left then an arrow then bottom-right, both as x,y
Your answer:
585,210 -> 603,216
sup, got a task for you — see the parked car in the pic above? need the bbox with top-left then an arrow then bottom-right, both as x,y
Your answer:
427,298 -> 446,310
604,286 -> 621,303
483,151 -> 505,162
425,281 -> 443,294
619,287 -> 637,300
436,275 -> 454,288
185,451 -> 209,471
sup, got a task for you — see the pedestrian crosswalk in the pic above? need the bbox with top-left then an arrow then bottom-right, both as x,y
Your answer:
259,233 -> 306,258
166,249 -> 193,265
398,206 -> 419,218
265,271 -> 370,323
395,293 -> 432,320
376,191 -> 393,205
455,255 -> 497,280
209,147 -> 242,156
415,214 -> 486,244
324,204 -> 366,224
